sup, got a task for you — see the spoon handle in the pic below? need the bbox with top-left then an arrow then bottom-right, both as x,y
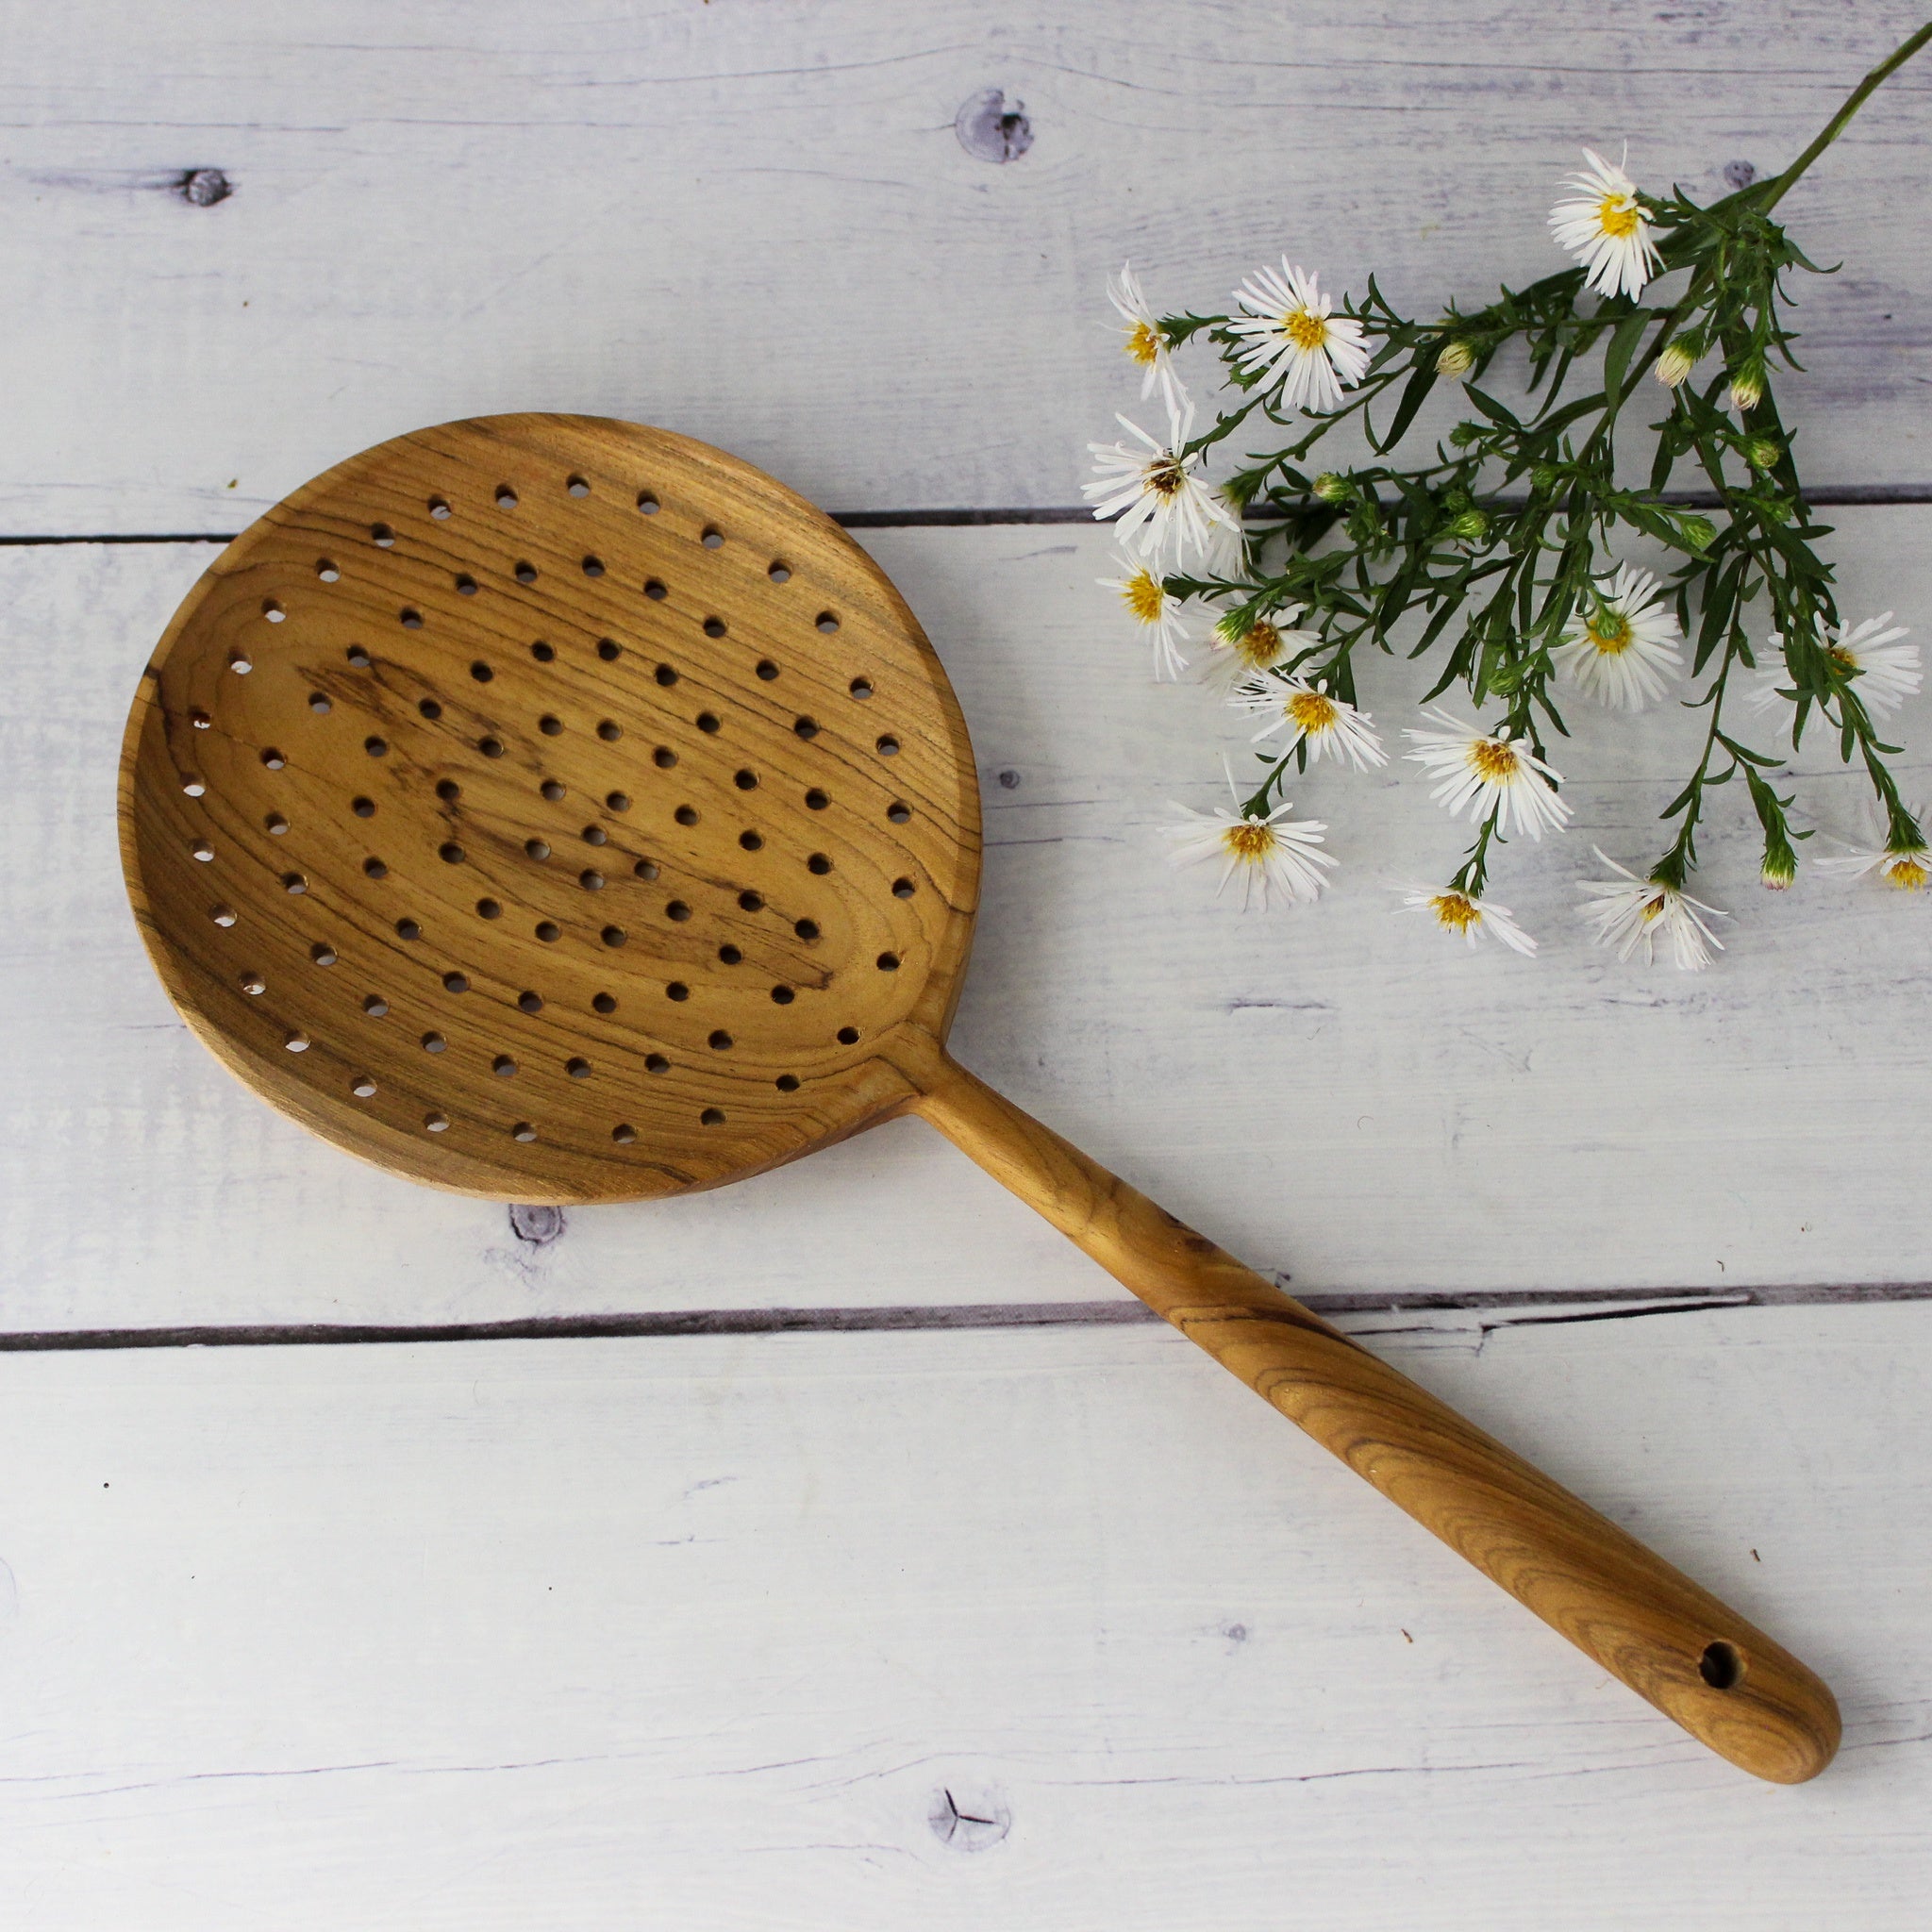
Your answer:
912,1053 -> 1840,1785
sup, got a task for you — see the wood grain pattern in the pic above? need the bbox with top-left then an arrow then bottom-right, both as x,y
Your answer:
4,508 -> 1926,1330
915,1055 -> 1840,1783
121,415 -> 979,1200
1,1 -> 1929,535
0,1311 -> 1924,1930
122,419 -> 1839,1779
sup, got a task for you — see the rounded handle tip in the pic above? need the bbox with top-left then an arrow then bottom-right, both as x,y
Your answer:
1665,1637 -> 1840,1783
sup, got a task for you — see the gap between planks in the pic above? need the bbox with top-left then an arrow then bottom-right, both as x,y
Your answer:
5,481 -> 1932,545
6,1279 -> 1931,1354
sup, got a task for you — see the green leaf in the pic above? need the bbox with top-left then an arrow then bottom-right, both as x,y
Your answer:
1462,385 -> 1523,431
1692,558 -> 1742,675
1658,774 -> 1704,818
1715,731 -> 1783,768
1602,311 -> 1652,408
1375,360 -> 1442,456
1648,421 -> 1680,495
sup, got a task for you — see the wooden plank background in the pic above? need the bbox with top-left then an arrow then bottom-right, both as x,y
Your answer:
7,512 -> 1930,1334
2,3 -> 1930,1924
0,0 -> 1928,532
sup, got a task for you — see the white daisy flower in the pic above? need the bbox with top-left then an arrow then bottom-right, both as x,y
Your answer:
1200,608 -> 1320,691
1825,612 -> 1918,711
1395,883 -> 1538,956
1226,260 -> 1371,414
1549,148 -> 1662,300
1231,675 -> 1388,772
1095,550 -> 1192,681
1816,808 -> 1932,892
1577,850 -> 1728,971
1745,613 -> 1920,717
1818,844 -> 1932,892
1163,774 -> 1337,910
1084,407 -> 1237,570
1107,261 -> 1188,418
1402,708 -> 1573,840
1551,563 -> 1685,711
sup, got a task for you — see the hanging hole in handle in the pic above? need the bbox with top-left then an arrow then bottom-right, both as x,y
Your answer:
1700,1641 -> 1744,1690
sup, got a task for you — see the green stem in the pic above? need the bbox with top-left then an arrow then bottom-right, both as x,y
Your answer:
1758,21 -> 1932,212
1657,646 -> 1742,885
1452,811 -> 1501,896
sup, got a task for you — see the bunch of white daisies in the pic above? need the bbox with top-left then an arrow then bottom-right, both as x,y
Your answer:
1086,130 -> 1927,971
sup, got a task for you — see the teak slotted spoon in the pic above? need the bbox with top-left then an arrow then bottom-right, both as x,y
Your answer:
119,414 -> 1839,1783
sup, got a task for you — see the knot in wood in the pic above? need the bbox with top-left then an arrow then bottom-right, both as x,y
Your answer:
508,1203 -> 566,1246
178,168 -> 233,207
955,90 -> 1033,164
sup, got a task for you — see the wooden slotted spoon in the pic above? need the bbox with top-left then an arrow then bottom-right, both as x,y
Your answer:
119,413 -> 1839,1783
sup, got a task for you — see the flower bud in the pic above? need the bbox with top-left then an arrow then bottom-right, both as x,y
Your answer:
1436,339 -> 1475,376
1759,844 -> 1796,891
1311,472 -> 1349,503
1654,337 -> 1698,388
1677,514 -> 1717,552
1728,360 -> 1764,411
1745,436 -> 1781,471
1529,464 -> 1557,495
1447,508 -> 1490,544
1448,422 -> 1480,448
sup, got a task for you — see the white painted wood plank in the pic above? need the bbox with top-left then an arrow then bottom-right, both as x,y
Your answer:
0,0 -> 1929,532
4,511 -> 1932,1330
0,1306 -> 1924,1927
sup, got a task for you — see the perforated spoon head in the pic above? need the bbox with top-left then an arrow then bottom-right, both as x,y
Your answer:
119,415 -> 981,1202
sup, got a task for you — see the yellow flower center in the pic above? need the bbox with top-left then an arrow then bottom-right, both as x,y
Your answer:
1222,821 -> 1276,862
1125,319 -> 1163,368
1121,569 -> 1165,625
1280,308 -> 1328,353
1429,891 -> 1481,934
1883,853 -> 1930,891
1597,194 -> 1641,239
1467,738 -> 1520,783
1827,644 -> 1857,672
1144,454 -> 1185,499
1586,609 -> 1632,655
1287,689 -> 1340,735
1234,621 -> 1283,670
1640,891 -> 1668,924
